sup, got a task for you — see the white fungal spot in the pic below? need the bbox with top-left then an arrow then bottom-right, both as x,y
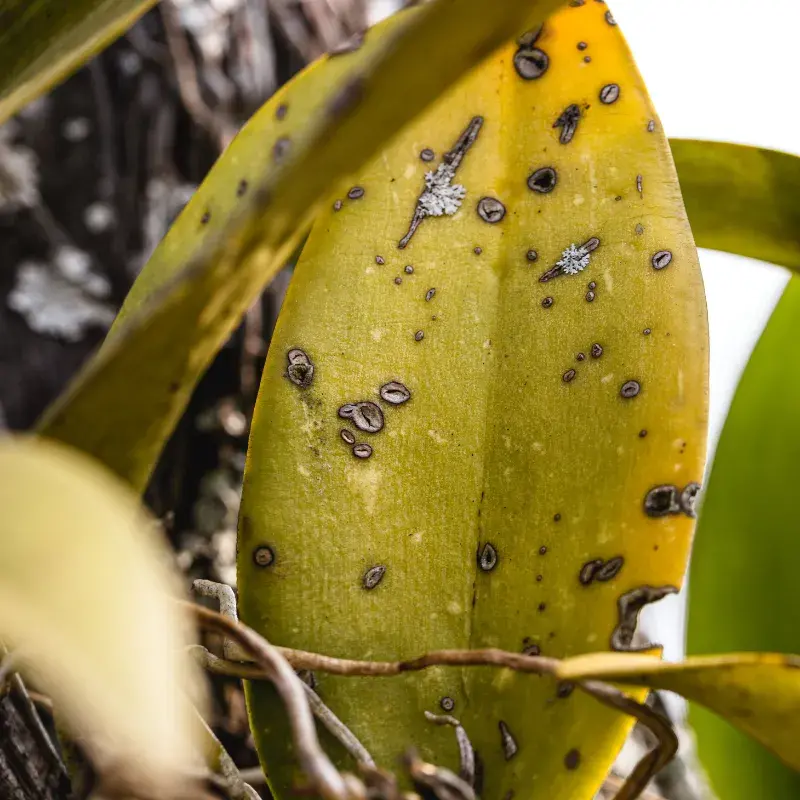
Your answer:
418,163 -> 466,217
556,243 -> 592,275
8,259 -> 115,342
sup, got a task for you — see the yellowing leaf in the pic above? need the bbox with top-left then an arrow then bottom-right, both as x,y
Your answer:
556,651 -> 800,772
0,0 -> 158,125
670,139 -> 800,273
38,0 -> 565,493
238,4 -> 707,799
0,436 -> 204,794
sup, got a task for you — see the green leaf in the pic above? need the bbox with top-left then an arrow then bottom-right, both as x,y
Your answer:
37,0 -> 566,493
237,5 -> 707,799
670,139 -> 800,274
555,651 -> 800,773
0,0 -> 158,126
686,277 -> 800,798
0,435 -> 204,794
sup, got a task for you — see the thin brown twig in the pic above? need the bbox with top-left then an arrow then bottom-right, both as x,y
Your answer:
188,603 -> 677,800
190,605 -> 351,800
160,0 -> 236,151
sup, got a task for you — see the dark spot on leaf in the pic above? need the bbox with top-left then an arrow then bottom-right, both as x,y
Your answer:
611,585 -> 678,651
620,380 -> 641,399
478,542 -> 498,572
477,196 -> 506,223
253,545 -> 275,568
363,564 -> 386,589
644,485 -> 680,517
513,47 -> 549,80
527,167 -> 557,194
564,749 -> 581,770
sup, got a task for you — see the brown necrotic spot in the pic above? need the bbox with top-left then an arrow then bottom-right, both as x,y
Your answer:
599,83 -> 620,104
577,41 -> 588,50
539,546 -> 547,555
477,197 -> 506,223
394,277 -> 402,285
554,104 -> 581,144
635,223 -> 644,235
611,585 -> 678,651
643,327 -> 652,335
340,429 -> 355,445
585,290 -> 595,302
576,352 -> 585,361
201,210 -> 211,225
680,483 -> 701,517
272,137 -> 291,162
553,513 -> 561,522
375,255 -> 385,265
564,749 -> 581,770
591,343 -> 603,358
414,330 -> 425,342
636,174 -> 643,196
620,380 -> 641,399
579,559 -> 603,585
353,443 -> 373,459
541,296 -> 553,309
380,381 -> 411,405
527,249 -> 538,262
474,246 -> 483,255
333,199 -> 343,211
440,696 -> 455,712
647,119 -> 656,132
639,429 -> 648,438
498,721 -> 518,761
517,25 -> 543,47
527,166 -> 557,194
478,542 -> 498,572
513,47 -> 549,80
425,288 -> 436,302
348,186 -> 365,200
644,485 -> 681,517
652,250 -> 673,270
253,545 -> 275,568
604,9 -> 616,24
420,148 -> 435,162
563,369 -> 576,383
522,640 -> 540,656
344,401 -> 383,433
275,103 -> 288,120
557,681 -> 575,699
363,564 -> 386,589
596,556 -> 624,581
286,348 -> 313,388
237,179 -> 248,197
588,281 -> 596,290
404,265 -> 414,274
583,55 -> 592,63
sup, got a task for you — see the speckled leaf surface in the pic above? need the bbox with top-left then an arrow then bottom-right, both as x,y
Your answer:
556,652 -> 800,773
0,0 -> 158,125
686,278 -> 800,798
670,139 -> 800,274
37,0 -> 565,493
239,4 -> 708,799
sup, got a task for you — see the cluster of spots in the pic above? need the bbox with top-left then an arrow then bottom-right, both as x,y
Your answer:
399,116 -> 483,248
539,237 -> 600,282
620,379 -> 641,399
643,482 -> 701,518
498,721 -> 518,761
559,343 -> 602,383
478,542 -> 498,572
652,250 -> 673,270
332,185 -> 365,212
338,381 -> 411,459
610,585 -> 678,651
578,555 -> 624,585
286,348 -> 314,388
586,280 -> 596,303
362,564 -> 386,590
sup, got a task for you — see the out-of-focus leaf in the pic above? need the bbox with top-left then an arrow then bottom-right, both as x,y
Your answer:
686,276 -> 800,797
0,435 -> 204,795
37,0 -> 565,493
0,0 -> 158,125
670,139 -> 800,273
556,651 -> 800,772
